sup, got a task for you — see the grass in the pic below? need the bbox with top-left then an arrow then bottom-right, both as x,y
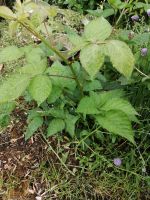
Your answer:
0,21 -> 150,200
1,126 -> 149,199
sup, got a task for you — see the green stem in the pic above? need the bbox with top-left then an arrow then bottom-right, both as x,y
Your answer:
115,0 -> 130,26
40,133 -> 75,176
19,21 -> 83,96
135,67 -> 150,78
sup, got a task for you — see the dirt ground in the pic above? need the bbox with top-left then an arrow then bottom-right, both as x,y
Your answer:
0,108 -> 48,200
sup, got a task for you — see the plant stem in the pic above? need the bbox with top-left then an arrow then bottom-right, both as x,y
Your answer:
115,0 -> 130,26
43,21 -> 52,42
135,67 -> 150,78
19,21 -> 83,96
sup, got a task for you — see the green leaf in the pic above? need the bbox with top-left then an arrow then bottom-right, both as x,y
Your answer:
18,59 -> 47,76
0,102 -> 16,114
80,44 -> 105,79
0,114 -> 10,128
102,8 -> 115,18
29,75 -> 52,106
93,90 -> 124,104
47,118 -> 65,137
77,96 -> 100,114
95,110 -> 135,143
133,33 -> 150,45
0,46 -> 24,63
25,116 -> 43,140
77,90 -> 124,115
46,61 -> 76,90
39,42 -> 54,57
0,74 -> 31,103
27,109 -> 42,121
20,45 -> 34,54
25,47 -> 45,63
0,6 -> 16,19
108,0 -> 122,8
87,9 -> 103,17
45,109 -> 65,118
9,21 -> 19,36
105,40 -> 134,77
83,80 -> 102,91
100,98 -> 138,122
37,23 -> 52,35
47,85 -> 62,104
84,17 -> 112,42
65,114 -> 79,137
68,33 -> 87,49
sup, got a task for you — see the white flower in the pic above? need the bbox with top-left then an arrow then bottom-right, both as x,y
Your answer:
35,196 -> 42,200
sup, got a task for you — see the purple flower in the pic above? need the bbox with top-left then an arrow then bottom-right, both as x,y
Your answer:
113,158 -> 122,166
147,9 -> 150,17
141,48 -> 148,56
131,15 -> 139,22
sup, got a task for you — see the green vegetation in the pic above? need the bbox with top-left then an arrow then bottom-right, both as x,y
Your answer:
0,0 -> 150,199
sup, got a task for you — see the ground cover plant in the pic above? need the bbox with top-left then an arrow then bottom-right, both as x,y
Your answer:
0,0 -> 150,199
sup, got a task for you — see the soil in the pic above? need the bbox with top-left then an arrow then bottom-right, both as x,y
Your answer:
0,108 -> 48,200
0,107 -> 78,200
